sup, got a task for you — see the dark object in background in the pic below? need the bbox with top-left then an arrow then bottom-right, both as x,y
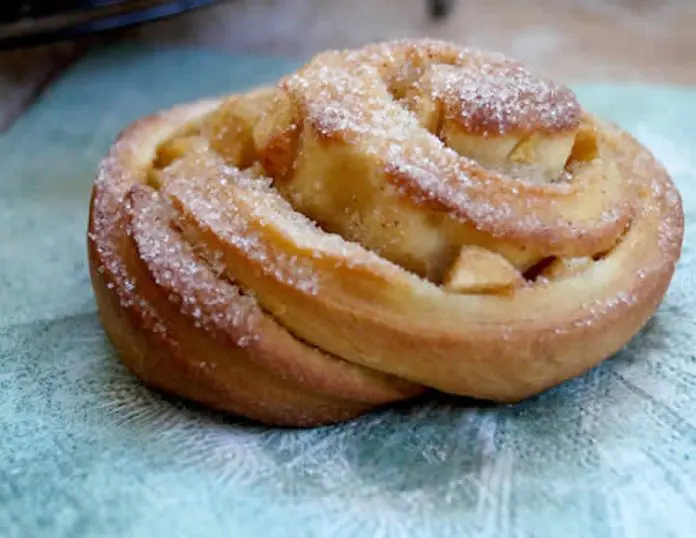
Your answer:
0,0 -> 221,49
1,1 -> 456,49
428,0 -> 455,19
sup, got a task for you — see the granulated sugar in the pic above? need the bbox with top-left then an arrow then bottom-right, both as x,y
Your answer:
128,187 -> 261,346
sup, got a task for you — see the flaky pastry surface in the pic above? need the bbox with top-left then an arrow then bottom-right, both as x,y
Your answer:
88,39 -> 684,426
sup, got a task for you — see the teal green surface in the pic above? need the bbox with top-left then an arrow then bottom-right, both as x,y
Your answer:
1,46 -> 695,538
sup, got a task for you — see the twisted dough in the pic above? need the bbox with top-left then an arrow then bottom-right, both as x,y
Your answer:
88,39 -> 684,426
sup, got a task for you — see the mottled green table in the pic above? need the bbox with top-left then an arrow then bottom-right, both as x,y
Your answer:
1,46 -> 695,538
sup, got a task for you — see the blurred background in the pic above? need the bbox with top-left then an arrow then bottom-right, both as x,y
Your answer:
1,0 -> 695,131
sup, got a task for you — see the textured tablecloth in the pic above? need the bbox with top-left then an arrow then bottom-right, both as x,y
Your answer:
1,45 -> 695,538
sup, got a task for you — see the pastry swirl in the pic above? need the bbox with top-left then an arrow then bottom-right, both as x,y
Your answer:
88,39 -> 684,426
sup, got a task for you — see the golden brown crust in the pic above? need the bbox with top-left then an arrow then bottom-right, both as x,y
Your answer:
88,39 -> 684,426
88,102 -> 425,427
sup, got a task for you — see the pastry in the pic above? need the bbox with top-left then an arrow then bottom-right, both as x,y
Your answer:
87,39 -> 684,427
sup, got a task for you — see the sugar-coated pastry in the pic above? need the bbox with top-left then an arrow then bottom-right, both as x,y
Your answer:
88,39 -> 684,426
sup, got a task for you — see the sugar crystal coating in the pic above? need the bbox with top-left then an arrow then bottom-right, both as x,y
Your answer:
86,38 -> 684,427
279,38 -> 630,259
128,187 -> 261,346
